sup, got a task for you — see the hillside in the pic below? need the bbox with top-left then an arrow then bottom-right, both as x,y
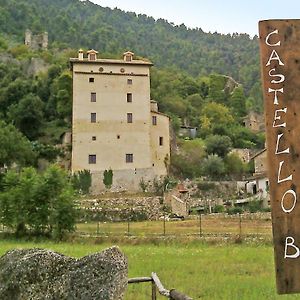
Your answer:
0,0 -> 265,180
0,0 -> 261,97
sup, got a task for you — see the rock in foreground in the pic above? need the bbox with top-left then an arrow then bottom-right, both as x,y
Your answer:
0,246 -> 127,300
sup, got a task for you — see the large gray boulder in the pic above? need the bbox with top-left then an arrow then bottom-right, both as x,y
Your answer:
0,246 -> 127,300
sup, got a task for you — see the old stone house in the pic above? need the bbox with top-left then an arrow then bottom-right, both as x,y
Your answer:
70,50 -> 170,193
246,148 -> 269,206
243,111 -> 265,132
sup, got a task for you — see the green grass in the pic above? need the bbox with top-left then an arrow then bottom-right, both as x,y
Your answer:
1,239 -> 300,299
76,217 -> 272,238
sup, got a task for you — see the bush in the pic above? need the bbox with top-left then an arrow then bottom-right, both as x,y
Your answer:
247,200 -> 263,213
227,207 -> 244,215
72,169 -> 92,194
103,169 -> 113,189
205,135 -> 232,158
213,205 -> 225,213
202,154 -> 225,180
224,153 -> 247,179
139,177 -> 149,192
170,138 -> 205,179
197,181 -> 216,191
0,165 -> 76,239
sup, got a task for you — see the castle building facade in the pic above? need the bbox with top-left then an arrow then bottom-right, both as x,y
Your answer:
70,50 -> 170,193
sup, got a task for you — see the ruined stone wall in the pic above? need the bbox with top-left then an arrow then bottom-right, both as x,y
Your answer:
79,195 -> 163,221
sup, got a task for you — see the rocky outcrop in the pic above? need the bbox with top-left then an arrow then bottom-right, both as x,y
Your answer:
0,246 -> 128,300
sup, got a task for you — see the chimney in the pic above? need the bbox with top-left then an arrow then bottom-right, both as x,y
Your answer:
78,49 -> 84,61
87,49 -> 98,61
150,100 -> 158,112
123,51 -> 134,62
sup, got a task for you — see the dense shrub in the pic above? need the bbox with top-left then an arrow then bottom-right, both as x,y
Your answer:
0,165 -> 76,239
72,169 -> 92,194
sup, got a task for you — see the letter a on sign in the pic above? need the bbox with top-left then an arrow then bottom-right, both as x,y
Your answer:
259,19 -> 300,294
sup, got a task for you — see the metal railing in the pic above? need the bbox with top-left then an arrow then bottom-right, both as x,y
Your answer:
128,272 -> 192,300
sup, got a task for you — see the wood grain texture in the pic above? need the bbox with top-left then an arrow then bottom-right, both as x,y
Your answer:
259,19 -> 300,294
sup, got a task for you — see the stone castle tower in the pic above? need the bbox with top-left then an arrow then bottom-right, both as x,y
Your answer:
70,50 -> 171,193
25,29 -> 48,50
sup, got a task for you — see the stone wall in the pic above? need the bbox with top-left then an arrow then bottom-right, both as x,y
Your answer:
91,168 -> 158,194
79,195 -> 163,221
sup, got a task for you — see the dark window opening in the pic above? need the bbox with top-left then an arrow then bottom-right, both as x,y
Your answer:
127,93 -> 132,103
92,136 -> 96,141
253,184 -> 257,194
89,77 -> 94,82
91,92 -> 96,102
127,113 -> 133,123
152,116 -> 157,125
89,154 -> 96,164
127,78 -> 132,85
91,113 -> 96,123
159,137 -> 163,146
117,135 -> 120,139
126,153 -> 133,163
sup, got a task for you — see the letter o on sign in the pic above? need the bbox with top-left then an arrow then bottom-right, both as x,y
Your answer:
281,190 -> 297,213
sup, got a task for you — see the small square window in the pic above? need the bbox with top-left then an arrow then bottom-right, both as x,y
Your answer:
89,154 -> 96,164
126,153 -> 133,163
89,77 -> 94,82
92,136 -> 96,141
117,135 -> 120,139
90,53 -> 96,61
159,137 -> 163,146
127,78 -> 132,85
127,113 -> 133,123
91,92 -> 96,102
152,116 -> 157,125
127,93 -> 132,103
91,113 -> 96,123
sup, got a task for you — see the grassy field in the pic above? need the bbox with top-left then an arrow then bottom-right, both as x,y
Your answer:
1,239 -> 300,299
76,215 -> 272,238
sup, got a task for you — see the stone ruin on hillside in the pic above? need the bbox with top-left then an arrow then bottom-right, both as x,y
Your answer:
25,29 -> 48,50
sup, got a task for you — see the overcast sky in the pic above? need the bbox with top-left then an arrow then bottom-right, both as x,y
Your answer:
91,0 -> 300,37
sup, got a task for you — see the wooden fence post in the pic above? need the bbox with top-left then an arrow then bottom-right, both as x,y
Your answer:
151,280 -> 157,300
199,213 -> 202,237
163,213 -> 166,236
239,213 -> 242,237
127,219 -> 130,236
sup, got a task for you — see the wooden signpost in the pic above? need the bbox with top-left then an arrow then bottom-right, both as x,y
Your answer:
259,19 -> 300,294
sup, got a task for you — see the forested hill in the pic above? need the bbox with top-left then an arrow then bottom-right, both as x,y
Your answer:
1,0 -> 260,92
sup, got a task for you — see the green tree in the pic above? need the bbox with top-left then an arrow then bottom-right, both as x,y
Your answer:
202,154 -> 225,180
8,93 -> 44,139
0,165 -> 76,239
205,135 -> 232,158
0,121 -> 35,167
230,86 -> 247,117
171,139 -> 205,178
208,74 -> 228,104
199,102 -> 234,136
224,153 -> 247,179
49,71 -> 72,120
72,169 -> 92,194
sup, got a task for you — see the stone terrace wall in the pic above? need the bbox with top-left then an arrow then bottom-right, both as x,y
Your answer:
79,196 -> 163,221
